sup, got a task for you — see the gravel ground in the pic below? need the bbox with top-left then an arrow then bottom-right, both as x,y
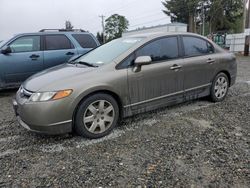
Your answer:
0,56 -> 250,187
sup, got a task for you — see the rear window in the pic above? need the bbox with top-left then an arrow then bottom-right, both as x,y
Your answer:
45,35 -> 73,50
183,36 -> 214,57
72,34 -> 97,48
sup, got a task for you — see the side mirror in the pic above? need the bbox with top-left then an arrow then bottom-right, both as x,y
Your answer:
134,56 -> 152,66
1,46 -> 11,54
133,56 -> 152,73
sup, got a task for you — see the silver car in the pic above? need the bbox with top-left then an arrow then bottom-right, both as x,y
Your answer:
13,32 -> 237,138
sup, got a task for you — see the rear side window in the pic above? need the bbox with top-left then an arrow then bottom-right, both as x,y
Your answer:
45,35 -> 73,50
9,36 -> 40,53
136,37 -> 179,62
183,36 -> 214,57
72,34 -> 97,48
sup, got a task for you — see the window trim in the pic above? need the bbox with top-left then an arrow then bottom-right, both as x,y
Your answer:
180,35 -> 215,59
116,35 -> 182,70
43,34 -> 75,51
7,35 -> 42,54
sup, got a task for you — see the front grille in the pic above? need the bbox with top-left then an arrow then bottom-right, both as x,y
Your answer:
19,86 -> 33,98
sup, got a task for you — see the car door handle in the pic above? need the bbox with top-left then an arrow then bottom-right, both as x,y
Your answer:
207,58 -> 215,64
170,64 -> 182,70
66,52 -> 75,56
29,54 -> 40,59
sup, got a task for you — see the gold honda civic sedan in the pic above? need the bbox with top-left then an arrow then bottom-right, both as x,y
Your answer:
13,32 -> 237,138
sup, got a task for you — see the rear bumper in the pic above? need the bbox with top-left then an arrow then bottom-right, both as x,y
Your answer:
13,98 -> 72,135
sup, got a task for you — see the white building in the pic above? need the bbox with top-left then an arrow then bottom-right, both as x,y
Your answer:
123,22 -> 187,37
226,29 -> 250,53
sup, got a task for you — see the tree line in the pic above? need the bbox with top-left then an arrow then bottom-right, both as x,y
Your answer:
162,0 -> 244,34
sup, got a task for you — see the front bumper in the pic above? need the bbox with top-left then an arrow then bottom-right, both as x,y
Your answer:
13,95 -> 73,135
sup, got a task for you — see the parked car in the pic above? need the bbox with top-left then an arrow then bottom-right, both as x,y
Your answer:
0,29 -> 99,89
13,32 -> 237,139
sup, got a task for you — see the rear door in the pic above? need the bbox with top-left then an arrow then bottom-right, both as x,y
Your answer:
1,35 -> 44,84
181,36 -> 218,99
43,34 -> 77,68
127,36 -> 185,112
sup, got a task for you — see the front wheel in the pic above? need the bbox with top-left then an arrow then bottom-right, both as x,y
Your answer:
74,93 -> 119,139
210,73 -> 229,102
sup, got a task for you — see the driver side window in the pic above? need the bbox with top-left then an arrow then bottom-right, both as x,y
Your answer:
117,36 -> 179,69
9,36 -> 40,53
136,36 -> 179,62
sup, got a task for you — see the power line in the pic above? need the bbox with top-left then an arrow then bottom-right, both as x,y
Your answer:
129,17 -> 168,28
103,0 -> 138,15
88,11 -> 166,32
86,2 -> 169,33
130,11 -> 165,22
84,0 -> 140,26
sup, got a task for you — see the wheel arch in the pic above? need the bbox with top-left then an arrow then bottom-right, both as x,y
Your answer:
72,89 -> 123,128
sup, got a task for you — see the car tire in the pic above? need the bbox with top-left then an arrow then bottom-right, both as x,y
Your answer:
210,72 -> 229,102
74,93 -> 119,139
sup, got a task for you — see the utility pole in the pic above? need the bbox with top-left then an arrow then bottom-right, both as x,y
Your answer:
243,0 -> 248,32
99,15 -> 106,44
244,0 -> 250,56
247,0 -> 250,28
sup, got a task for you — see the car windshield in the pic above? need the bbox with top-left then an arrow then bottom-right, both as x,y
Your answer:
74,37 -> 144,66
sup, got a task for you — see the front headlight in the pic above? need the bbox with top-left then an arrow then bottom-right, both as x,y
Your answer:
30,89 -> 73,102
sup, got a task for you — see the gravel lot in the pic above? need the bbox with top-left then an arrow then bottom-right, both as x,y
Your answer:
0,56 -> 250,187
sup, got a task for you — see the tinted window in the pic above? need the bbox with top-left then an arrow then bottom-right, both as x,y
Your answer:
183,36 -> 213,57
9,36 -> 40,53
45,35 -> 73,50
72,34 -> 97,48
136,37 -> 179,62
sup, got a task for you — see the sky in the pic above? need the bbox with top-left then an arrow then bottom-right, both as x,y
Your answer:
0,0 -> 170,40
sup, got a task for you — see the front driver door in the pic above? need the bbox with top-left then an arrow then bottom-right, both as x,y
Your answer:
1,35 -> 43,85
127,36 -> 184,113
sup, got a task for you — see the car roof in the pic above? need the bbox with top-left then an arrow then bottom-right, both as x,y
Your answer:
15,31 -> 92,36
123,31 -> 224,53
124,32 -> 207,40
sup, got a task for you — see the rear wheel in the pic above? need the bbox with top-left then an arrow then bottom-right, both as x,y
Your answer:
210,73 -> 229,102
74,93 -> 119,139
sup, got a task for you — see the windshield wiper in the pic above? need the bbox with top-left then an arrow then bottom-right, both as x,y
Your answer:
77,61 -> 98,67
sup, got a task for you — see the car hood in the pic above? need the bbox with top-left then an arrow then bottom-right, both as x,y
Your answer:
23,63 -> 95,92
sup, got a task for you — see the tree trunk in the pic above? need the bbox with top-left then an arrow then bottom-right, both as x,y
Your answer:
188,14 -> 195,33
188,15 -> 193,32
193,14 -> 197,33
209,19 -> 212,34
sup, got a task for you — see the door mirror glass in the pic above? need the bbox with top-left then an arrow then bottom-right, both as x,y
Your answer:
134,56 -> 152,66
1,46 -> 12,54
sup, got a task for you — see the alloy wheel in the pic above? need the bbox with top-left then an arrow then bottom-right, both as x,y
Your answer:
83,100 -> 115,134
214,76 -> 228,99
